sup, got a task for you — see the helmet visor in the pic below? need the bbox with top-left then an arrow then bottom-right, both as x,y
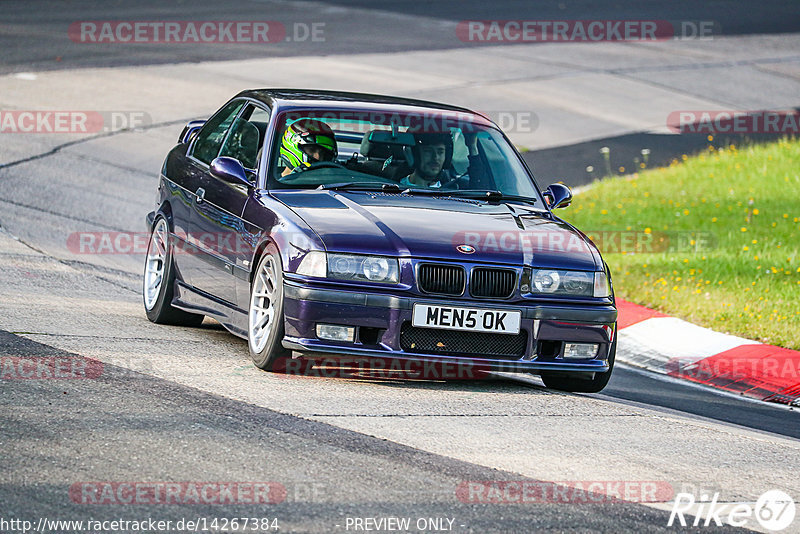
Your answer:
299,132 -> 336,162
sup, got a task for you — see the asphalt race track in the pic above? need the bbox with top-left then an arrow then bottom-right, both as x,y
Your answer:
1,2 -> 799,533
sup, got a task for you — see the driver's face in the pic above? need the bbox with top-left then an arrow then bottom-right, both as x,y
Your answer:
417,143 -> 446,179
304,145 -> 332,163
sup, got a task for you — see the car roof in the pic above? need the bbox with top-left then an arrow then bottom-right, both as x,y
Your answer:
234,88 -> 494,126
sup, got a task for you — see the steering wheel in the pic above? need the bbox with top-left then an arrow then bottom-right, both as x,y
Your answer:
439,173 -> 469,190
280,160 -> 350,182
296,161 -> 348,172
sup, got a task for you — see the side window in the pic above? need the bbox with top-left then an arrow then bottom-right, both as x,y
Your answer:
192,100 -> 245,165
219,104 -> 270,170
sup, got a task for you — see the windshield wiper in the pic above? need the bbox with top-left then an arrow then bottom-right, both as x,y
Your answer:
450,190 -> 539,206
319,182 -> 401,192
400,187 -> 451,196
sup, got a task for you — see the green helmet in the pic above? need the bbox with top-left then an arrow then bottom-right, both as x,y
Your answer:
279,119 -> 337,170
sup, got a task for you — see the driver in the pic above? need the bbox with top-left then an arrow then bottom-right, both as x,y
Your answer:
279,119 -> 338,176
399,132 -> 453,188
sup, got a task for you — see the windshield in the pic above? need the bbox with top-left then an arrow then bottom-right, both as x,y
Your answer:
268,109 -> 543,204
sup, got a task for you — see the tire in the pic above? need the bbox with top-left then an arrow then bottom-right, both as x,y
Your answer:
248,246 -> 290,370
540,336 -> 616,393
143,216 -> 205,326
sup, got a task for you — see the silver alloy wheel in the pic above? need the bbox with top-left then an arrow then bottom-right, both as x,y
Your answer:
143,218 -> 168,310
249,254 -> 278,354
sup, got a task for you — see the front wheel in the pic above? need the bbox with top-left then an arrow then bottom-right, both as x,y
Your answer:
540,337 -> 616,393
143,216 -> 204,326
248,246 -> 290,370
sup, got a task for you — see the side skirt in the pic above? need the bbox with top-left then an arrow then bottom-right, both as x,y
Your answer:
172,281 -> 248,339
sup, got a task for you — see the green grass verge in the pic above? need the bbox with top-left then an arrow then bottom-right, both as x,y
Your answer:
560,137 -> 800,349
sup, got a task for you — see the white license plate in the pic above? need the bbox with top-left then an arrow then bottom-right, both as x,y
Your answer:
412,304 -> 521,334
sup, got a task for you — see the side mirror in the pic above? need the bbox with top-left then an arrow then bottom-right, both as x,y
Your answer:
179,120 -> 206,144
543,183 -> 573,209
210,157 -> 251,187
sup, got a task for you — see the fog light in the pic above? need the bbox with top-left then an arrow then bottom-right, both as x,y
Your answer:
315,324 -> 355,342
563,343 -> 599,359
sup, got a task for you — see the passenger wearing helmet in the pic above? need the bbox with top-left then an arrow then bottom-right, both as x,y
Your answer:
279,118 -> 338,176
399,132 -> 453,188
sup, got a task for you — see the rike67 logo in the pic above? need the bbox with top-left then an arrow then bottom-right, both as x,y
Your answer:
668,490 -> 795,531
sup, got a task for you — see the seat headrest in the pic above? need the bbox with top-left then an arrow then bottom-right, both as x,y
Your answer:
230,120 -> 260,169
360,130 -> 407,160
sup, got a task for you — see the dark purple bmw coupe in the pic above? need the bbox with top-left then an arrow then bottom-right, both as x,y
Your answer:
144,89 -> 617,392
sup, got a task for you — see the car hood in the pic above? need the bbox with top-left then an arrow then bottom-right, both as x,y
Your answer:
271,191 -> 602,270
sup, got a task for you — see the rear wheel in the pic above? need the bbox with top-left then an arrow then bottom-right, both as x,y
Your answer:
248,246 -> 290,370
540,337 -> 616,393
143,216 -> 204,326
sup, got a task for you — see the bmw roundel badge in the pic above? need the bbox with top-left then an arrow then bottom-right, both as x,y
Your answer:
457,244 -> 476,254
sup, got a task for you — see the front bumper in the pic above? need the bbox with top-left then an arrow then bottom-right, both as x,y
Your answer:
282,281 -> 616,374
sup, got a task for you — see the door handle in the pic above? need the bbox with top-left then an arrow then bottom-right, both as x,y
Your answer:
195,187 -> 205,203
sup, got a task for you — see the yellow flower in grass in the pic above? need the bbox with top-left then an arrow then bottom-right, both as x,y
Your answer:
740,227 -> 747,232
753,208 -> 759,215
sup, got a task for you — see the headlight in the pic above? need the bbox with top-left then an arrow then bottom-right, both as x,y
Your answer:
328,253 -> 399,283
528,269 -> 609,297
297,251 -> 399,284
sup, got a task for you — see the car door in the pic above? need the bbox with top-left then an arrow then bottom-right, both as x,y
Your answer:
186,102 -> 270,305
